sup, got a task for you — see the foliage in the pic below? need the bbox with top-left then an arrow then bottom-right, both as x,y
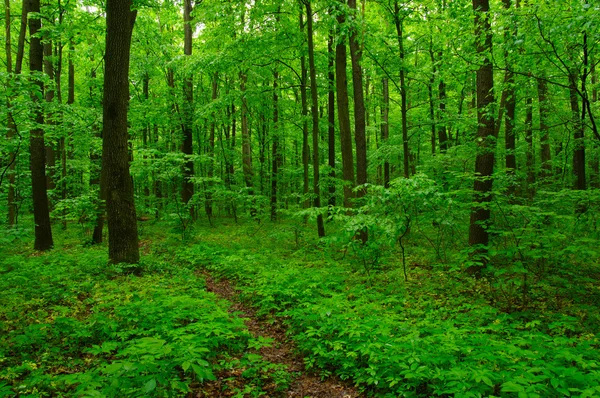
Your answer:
0,234 -> 286,397
180,220 -> 600,397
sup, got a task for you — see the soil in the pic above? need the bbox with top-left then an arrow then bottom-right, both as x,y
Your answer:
191,272 -> 363,398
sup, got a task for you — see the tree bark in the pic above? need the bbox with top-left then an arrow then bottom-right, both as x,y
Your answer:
300,11 -> 310,212
102,0 -> 139,263
570,75 -> 586,191
4,0 -> 17,226
206,71 -> 218,219
468,0 -> 496,274
27,0 -> 54,251
271,70 -> 280,222
348,0 -> 367,196
327,34 -> 336,208
305,0 -> 325,237
181,0 -> 195,217
381,78 -> 390,188
394,1 -> 410,178
43,41 -> 56,194
336,2 -> 355,208
537,77 -> 552,179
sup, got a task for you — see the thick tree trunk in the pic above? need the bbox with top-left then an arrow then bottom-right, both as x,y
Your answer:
182,0 -> 195,217
102,0 -> 139,263
28,0 -> 54,251
336,3 -> 355,208
381,78 -> 390,188
306,1 -> 325,237
468,0 -> 496,273
327,34 -> 336,208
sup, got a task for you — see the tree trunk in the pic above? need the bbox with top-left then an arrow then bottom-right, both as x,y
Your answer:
300,11 -> 310,212
336,2 -> 355,208
394,1 -> 410,178
537,77 -> 552,179
502,0 -> 516,178
306,1 -> 325,237
438,78 -> 449,153
570,75 -> 586,191
525,96 -> 535,196
468,0 -> 496,274
240,71 -> 255,216
348,0 -> 367,196
327,34 -> 336,208
43,41 -> 56,194
271,70 -> 280,222
206,71 -> 218,219
27,0 -> 54,251
182,0 -> 195,217
381,78 -> 390,188
4,0 -> 17,226
102,0 -> 139,263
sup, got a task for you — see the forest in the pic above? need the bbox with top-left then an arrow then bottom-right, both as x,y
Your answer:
1,0 -> 600,396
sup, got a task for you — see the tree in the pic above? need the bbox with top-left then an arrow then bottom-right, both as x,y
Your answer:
305,0 -> 325,237
27,0 -> 54,251
335,2 -> 355,208
102,0 -> 139,264
468,0 -> 496,273
182,0 -> 195,216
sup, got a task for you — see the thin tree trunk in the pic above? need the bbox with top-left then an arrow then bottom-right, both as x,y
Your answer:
336,2 -> 355,208
327,34 -> 336,208
271,70 -> 280,222
468,0 -> 496,274
182,0 -> 195,217
43,41 -> 56,194
300,11 -> 310,212
206,71 -> 218,219
525,96 -> 535,196
102,0 -> 139,263
305,1 -> 325,237
570,75 -> 586,191
537,77 -> 552,179
394,1 -> 410,178
4,0 -> 17,226
439,78 -> 449,153
428,39 -> 436,155
348,0 -> 367,196
240,71 -> 255,217
381,78 -> 390,188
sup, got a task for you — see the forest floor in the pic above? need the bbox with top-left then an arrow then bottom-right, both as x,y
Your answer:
197,272 -> 361,397
1,216 -> 600,397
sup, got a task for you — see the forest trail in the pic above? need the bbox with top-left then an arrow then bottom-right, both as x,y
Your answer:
196,272 -> 362,398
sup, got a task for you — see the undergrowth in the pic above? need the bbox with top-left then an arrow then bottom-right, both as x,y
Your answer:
0,232 -> 289,397
179,219 -> 600,398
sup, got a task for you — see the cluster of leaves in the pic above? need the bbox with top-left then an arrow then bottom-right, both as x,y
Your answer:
181,221 -> 600,397
0,236 -> 287,397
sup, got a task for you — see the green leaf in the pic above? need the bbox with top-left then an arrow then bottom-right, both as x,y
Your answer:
502,381 -> 525,393
144,378 -> 156,393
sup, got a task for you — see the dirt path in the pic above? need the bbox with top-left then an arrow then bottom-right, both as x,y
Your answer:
194,273 -> 363,398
